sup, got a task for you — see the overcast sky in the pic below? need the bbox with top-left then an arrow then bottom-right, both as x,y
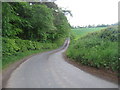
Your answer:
55,0 -> 119,26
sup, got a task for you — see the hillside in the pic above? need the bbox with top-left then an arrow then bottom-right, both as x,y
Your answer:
67,26 -> 119,72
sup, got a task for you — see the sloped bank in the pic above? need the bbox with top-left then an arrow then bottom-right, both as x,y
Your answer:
66,26 -> 119,83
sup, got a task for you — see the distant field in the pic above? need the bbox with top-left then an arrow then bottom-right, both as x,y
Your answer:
71,27 -> 106,39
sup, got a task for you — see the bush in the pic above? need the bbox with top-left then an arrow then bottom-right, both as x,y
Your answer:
67,26 -> 119,71
2,37 -> 65,68
2,38 -> 58,56
2,38 -> 20,56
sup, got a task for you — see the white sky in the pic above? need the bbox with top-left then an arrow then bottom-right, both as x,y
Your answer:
55,0 -> 120,26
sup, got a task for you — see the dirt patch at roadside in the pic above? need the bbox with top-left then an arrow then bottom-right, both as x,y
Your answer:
63,52 -> 119,85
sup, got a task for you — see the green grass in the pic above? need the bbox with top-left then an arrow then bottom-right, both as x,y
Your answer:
67,26 -> 119,71
71,27 -> 106,40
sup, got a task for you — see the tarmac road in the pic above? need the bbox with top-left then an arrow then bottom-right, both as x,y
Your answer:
6,39 -> 118,88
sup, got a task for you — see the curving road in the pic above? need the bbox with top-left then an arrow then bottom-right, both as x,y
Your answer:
6,39 -> 118,88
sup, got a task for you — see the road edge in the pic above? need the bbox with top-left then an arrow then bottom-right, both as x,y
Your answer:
2,38 -> 69,88
63,51 -> 119,85
2,51 -> 47,88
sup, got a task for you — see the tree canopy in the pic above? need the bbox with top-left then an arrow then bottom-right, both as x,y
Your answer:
2,2 -> 71,42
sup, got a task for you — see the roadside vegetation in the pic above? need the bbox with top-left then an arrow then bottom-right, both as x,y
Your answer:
2,2 -> 70,68
2,38 -> 60,68
67,26 -> 119,72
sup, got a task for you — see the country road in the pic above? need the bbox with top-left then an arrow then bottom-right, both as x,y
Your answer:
5,39 -> 118,88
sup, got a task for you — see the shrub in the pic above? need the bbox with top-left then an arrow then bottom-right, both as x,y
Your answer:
67,26 -> 119,71
2,38 -> 58,56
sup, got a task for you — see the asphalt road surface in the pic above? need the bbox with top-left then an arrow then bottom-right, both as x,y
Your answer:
6,39 -> 118,88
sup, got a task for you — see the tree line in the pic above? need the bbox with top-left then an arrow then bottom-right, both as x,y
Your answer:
2,2 -> 71,42
71,23 -> 118,29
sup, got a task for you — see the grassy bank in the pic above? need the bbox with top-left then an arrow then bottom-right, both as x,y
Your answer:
67,26 -> 119,71
2,38 -> 65,69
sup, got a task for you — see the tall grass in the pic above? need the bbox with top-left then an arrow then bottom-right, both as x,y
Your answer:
67,26 -> 119,71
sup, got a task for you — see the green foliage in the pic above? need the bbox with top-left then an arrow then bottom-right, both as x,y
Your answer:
2,3 -> 22,38
2,2 -> 71,68
30,4 -> 56,41
2,38 -> 60,68
54,10 -> 70,39
2,2 -> 70,42
67,26 -> 119,71
2,38 -> 58,56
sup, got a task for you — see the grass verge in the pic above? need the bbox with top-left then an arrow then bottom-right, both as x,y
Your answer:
67,26 -> 119,72
2,49 -> 53,69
